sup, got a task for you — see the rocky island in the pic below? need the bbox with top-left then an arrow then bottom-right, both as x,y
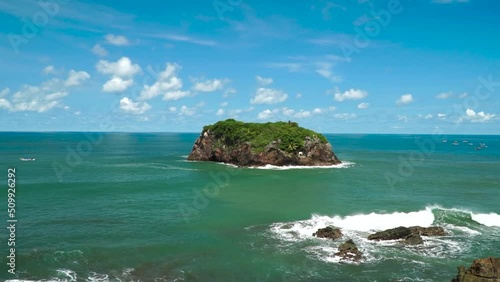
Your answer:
187,119 -> 341,167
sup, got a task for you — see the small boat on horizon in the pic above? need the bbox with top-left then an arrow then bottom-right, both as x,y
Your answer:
20,157 -> 36,161
442,139 -> 448,143
452,141 -> 459,146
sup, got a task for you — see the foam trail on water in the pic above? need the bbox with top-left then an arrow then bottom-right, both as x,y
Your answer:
251,161 -> 355,170
472,213 -> 500,227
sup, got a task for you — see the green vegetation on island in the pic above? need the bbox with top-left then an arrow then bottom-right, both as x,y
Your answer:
202,119 -> 328,153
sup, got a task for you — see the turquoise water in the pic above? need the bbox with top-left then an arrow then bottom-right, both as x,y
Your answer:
0,132 -> 499,281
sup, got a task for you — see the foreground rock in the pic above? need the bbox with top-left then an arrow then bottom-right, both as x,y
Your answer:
368,226 -> 447,245
313,227 -> 342,240
335,239 -> 363,262
452,257 -> 500,282
187,119 -> 341,167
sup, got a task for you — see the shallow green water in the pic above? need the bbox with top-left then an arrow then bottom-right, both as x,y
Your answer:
0,132 -> 499,281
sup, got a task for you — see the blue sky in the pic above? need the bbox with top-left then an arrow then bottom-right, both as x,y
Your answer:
0,0 -> 499,133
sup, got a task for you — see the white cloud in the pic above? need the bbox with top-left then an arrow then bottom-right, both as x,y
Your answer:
216,108 -> 224,116
464,108 -> 496,123
258,109 -> 275,120
282,107 -> 295,116
96,57 -> 141,78
119,97 -> 151,114
105,34 -> 130,46
220,101 -> 228,107
396,94 -> 414,105
91,44 -> 108,57
397,115 -> 408,123
459,92 -> 468,99
312,108 -> 323,114
9,82 -> 66,112
437,113 -> 447,119
333,88 -> 368,102
0,98 -> 12,110
316,63 -> 342,82
257,106 -> 333,120
163,90 -> 191,101
334,113 -> 357,120
179,105 -> 197,116
139,63 -> 187,100
223,88 -> 236,98
1,70 -> 88,113
436,91 -> 453,99
256,76 -> 273,86
65,70 -> 90,86
0,88 -> 10,97
192,78 -> 227,92
96,57 -> 141,93
295,110 -> 312,118
251,88 -> 288,104
423,114 -> 433,120
102,77 -> 133,92
357,102 -> 369,109
296,93 -> 302,99
42,65 -> 56,75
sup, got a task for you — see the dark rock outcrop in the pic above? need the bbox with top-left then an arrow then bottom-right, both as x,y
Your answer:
452,257 -> 500,282
334,239 -> 363,262
368,226 -> 412,241
400,233 -> 424,245
313,227 -> 342,240
187,128 -> 341,167
409,226 -> 447,236
368,226 -> 447,245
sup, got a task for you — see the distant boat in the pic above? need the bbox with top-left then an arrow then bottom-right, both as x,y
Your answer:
469,143 -> 474,146
452,141 -> 459,146
20,157 -> 35,161
442,139 -> 448,143
462,140 -> 469,143
475,147 -> 482,151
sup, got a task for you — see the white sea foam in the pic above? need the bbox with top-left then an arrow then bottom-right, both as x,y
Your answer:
250,161 -> 355,170
56,269 -> 77,281
471,212 -> 500,227
266,206 -> 497,264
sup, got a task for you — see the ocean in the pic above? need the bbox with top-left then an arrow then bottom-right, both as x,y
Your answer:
0,132 -> 499,281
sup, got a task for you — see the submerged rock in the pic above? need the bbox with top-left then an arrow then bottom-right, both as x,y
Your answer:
313,227 -> 342,240
334,239 -> 363,262
400,233 -> 424,245
452,257 -> 500,282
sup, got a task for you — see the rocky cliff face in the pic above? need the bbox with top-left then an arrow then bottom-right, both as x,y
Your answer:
452,257 -> 500,282
187,129 -> 341,167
